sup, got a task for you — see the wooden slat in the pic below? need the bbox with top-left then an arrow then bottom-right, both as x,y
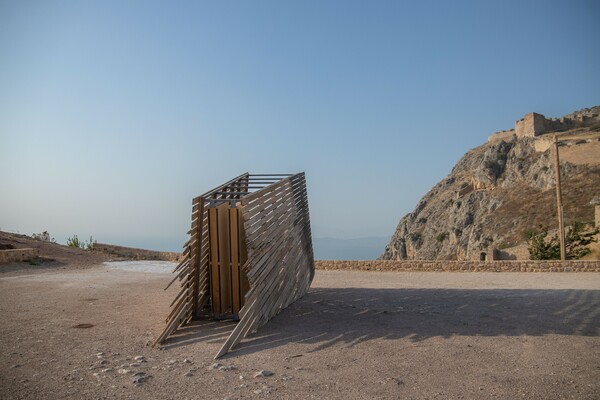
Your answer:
239,205 -> 250,300
217,202 -> 232,316
208,207 -> 221,315
214,174 -> 314,358
229,207 -> 241,316
193,198 -> 205,316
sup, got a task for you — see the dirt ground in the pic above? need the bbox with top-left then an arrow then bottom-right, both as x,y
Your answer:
1,262 -> 599,400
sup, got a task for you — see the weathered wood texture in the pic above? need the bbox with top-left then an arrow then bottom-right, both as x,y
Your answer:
154,173 -> 251,346
155,173 -> 315,359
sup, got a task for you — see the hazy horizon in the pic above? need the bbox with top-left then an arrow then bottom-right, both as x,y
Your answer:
2,1 -> 599,253
0,228 -> 390,260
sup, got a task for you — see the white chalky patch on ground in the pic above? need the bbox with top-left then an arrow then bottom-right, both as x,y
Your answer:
103,261 -> 175,274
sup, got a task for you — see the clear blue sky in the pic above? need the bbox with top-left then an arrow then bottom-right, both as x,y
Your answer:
1,0 -> 599,251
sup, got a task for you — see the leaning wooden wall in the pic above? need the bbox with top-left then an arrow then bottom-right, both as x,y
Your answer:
215,173 -> 314,358
156,172 -> 314,359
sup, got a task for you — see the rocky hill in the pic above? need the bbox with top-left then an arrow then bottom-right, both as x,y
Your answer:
380,107 -> 600,261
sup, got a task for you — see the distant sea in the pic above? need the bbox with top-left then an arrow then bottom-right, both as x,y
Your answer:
312,236 -> 389,260
99,235 -> 389,261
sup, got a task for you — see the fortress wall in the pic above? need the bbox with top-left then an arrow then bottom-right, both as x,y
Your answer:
515,113 -> 546,137
487,129 -> 515,143
315,259 -> 600,272
515,112 -> 581,138
544,117 -> 575,132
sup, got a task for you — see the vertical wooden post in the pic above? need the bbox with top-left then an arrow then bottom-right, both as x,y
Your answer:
553,136 -> 566,261
208,207 -> 221,315
217,203 -> 232,315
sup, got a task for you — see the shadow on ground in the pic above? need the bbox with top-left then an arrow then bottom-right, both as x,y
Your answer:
161,287 -> 600,357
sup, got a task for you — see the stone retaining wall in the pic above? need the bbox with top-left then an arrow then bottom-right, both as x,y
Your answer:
315,260 -> 600,272
93,243 -> 181,262
0,248 -> 39,264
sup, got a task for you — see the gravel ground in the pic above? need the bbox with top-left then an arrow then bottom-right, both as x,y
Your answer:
1,265 -> 599,400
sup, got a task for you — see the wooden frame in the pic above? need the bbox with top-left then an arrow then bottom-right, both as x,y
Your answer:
155,173 -> 315,358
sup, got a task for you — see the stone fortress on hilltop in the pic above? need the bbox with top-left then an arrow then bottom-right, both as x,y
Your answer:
489,106 -> 600,143
381,105 -> 600,262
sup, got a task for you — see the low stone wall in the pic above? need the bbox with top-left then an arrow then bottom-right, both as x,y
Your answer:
0,248 -> 39,264
93,243 -> 182,262
315,260 -> 600,272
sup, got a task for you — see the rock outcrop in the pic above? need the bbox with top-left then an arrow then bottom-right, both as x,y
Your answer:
380,107 -> 600,261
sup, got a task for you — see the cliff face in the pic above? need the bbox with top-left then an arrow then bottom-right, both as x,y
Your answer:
380,111 -> 600,261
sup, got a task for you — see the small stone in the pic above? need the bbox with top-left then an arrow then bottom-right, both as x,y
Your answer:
219,365 -> 237,371
208,363 -> 221,370
253,390 -> 262,394
184,372 -> 194,377
10,364 -> 20,369
134,356 -> 146,362
97,360 -> 108,365
167,359 -> 177,365
254,370 -> 274,378
101,368 -> 114,373
239,375 -> 244,380
133,371 -> 146,377
132,376 -> 147,384
118,369 -> 131,374
96,352 -> 104,357
183,359 -> 192,364
129,363 -> 141,367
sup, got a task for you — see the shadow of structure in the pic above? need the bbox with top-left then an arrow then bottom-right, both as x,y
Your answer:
161,287 -> 600,357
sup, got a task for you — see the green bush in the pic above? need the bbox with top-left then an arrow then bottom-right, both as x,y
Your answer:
67,235 -> 95,250
526,223 -> 599,260
436,232 -> 449,243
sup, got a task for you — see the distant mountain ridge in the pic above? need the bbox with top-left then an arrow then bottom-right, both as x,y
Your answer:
380,106 -> 600,261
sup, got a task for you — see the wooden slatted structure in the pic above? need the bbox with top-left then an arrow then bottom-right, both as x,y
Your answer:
155,172 -> 315,359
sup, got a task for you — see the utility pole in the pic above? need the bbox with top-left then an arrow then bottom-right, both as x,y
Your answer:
553,136 -> 566,260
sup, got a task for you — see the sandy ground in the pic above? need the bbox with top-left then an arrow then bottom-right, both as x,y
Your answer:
1,263 -> 599,400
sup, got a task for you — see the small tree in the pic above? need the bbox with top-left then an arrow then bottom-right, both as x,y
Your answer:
564,222 -> 599,259
526,223 -> 599,260
526,226 -> 560,260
